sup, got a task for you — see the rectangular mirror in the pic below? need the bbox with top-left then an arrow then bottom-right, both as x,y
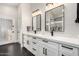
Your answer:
45,5 -> 64,32
32,14 -> 41,31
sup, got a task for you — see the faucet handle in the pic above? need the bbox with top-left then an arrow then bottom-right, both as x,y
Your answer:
51,28 -> 54,32
50,29 -> 54,36
34,30 -> 36,34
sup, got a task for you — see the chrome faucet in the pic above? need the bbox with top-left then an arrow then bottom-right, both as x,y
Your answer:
51,29 -> 54,36
34,30 -> 36,34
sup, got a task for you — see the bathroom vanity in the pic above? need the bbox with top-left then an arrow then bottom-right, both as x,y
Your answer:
22,4 -> 79,56
22,32 -> 79,56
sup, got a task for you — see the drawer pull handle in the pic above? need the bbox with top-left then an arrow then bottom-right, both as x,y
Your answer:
43,48 -> 45,54
32,42 -> 36,44
45,48 -> 47,55
33,37 -> 36,39
42,40 -> 48,43
62,45 -> 73,50
32,48 -> 36,51
27,40 -> 29,45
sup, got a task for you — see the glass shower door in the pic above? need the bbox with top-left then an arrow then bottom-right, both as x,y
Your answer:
0,18 -> 12,41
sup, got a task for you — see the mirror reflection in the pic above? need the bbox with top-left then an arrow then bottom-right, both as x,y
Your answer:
45,5 -> 64,32
32,14 -> 41,31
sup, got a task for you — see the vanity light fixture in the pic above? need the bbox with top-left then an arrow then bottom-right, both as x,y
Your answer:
46,3 -> 53,6
45,3 -> 54,11
32,9 -> 39,13
32,9 -> 41,16
45,3 -> 63,11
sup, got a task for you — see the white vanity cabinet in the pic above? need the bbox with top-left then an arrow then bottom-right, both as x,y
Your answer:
23,34 -> 79,56
37,39 -> 79,56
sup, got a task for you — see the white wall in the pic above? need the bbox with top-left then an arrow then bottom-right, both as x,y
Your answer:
21,4 -> 32,32
31,3 -> 79,38
18,3 -> 32,47
0,4 -> 18,45
17,4 -> 22,43
0,4 -> 18,21
17,4 -> 22,33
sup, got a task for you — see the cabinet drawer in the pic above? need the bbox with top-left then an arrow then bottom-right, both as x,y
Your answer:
32,37 -> 37,40
42,40 -> 59,49
60,44 -> 79,56
33,41 -> 37,45
32,39 -> 38,43
32,45 -> 39,55
32,42 -> 37,48
62,45 -> 73,52
32,37 -> 41,42
32,39 -> 38,46
32,48 -> 37,55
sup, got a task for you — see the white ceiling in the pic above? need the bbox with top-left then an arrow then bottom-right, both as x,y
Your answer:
0,3 -> 19,7
31,3 -> 46,12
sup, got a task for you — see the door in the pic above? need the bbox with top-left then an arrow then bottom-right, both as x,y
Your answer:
0,18 -> 12,43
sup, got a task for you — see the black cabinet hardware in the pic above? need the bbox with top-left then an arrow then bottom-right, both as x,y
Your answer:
32,48 -> 36,51
42,40 -> 48,43
62,45 -> 73,50
32,42 -> 36,44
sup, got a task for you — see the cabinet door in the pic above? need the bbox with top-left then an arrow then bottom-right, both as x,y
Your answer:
36,41 -> 46,56
44,43 -> 59,56
37,45 -> 45,56
45,47 -> 58,56
24,36 -> 32,52
37,39 -> 59,56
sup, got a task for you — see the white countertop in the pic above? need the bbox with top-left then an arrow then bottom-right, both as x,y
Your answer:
23,32 -> 79,48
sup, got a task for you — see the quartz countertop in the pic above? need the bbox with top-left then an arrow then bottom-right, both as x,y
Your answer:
23,32 -> 79,48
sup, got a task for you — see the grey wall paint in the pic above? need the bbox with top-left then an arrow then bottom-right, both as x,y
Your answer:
31,3 -> 79,38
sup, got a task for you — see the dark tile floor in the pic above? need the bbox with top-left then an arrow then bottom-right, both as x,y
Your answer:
0,43 -> 34,56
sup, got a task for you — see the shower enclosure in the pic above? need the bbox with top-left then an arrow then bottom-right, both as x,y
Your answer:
0,18 -> 12,43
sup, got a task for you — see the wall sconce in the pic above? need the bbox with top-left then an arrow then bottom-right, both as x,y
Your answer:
45,3 -> 54,11
45,3 -> 63,11
46,3 -> 54,6
32,9 -> 41,16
